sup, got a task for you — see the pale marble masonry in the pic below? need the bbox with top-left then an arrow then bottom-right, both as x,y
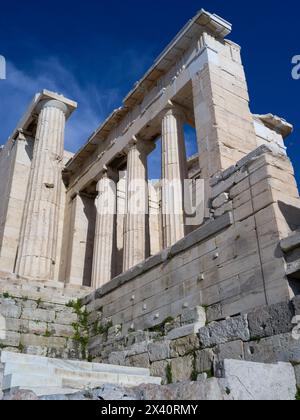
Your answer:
123,139 -> 154,271
91,169 -> 117,289
161,106 -> 188,248
16,100 -> 71,280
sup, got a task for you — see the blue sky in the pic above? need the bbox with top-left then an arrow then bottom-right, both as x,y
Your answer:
0,0 -> 299,182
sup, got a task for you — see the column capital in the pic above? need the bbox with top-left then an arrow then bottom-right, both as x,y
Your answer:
96,165 -> 118,189
37,99 -> 69,116
125,136 -> 155,155
162,101 -> 186,120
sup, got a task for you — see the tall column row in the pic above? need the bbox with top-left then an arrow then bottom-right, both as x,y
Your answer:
90,104 -> 188,288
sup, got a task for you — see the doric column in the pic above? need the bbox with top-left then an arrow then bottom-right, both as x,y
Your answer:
91,168 -> 117,289
161,104 -> 188,248
16,99 -> 69,280
123,137 -> 154,271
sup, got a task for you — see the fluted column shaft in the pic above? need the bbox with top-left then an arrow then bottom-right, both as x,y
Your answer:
91,169 -> 117,289
161,106 -> 188,248
16,100 -> 68,280
123,139 -> 154,271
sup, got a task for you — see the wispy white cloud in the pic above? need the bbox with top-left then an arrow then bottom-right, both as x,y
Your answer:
0,57 -> 121,152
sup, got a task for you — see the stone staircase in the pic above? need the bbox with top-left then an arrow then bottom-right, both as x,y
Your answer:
0,352 -> 161,397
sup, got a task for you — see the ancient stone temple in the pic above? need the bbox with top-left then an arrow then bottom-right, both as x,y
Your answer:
0,10 -> 299,400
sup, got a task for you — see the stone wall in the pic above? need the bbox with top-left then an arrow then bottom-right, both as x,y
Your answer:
0,275 -> 90,360
85,295 -> 300,392
82,146 -> 300,340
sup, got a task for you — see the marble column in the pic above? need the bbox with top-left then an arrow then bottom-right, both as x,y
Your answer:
16,99 -> 68,280
161,104 -> 188,248
123,138 -> 154,271
91,168 -> 117,289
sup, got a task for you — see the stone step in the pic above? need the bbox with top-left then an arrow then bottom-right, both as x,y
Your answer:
61,375 -> 161,390
1,352 -> 150,377
3,370 -> 161,393
1,351 -> 161,396
3,373 -> 62,390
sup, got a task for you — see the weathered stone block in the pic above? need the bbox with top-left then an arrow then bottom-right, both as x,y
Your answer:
170,335 -> 199,357
108,351 -> 128,366
150,360 -> 169,385
206,303 -> 222,323
247,302 -> 294,339
149,341 -> 170,362
55,310 -> 78,325
127,341 -> 149,357
244,333 -> 300,364
217,359 -> 296,401
48,324 -> 74,338
0,331 -> 20,347
199,315 -> 250,348
28,321 -> 47,336
126,353 -> 150,369
181,306 -> 206,326
126,331 -> 150,347
194,349 -> 214,373
214,340 -> 244,362
22,308 -> 55,323
167,323 -> 204,340
0,300 -> 21,319
170,355 -> 194,383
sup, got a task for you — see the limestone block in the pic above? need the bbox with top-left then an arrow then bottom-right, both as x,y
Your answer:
212,193 -> 229,209
199,315 -> 250,348
5,318 -> 29,334
170,355 -> 194,383
22,345 -> 49,358
148,341 -> 171,362
194,349 -> 215,373
0,331 -> 20,347
181,306 -> 206,326
55,311 -> 78,326
127,341 -> 149,357
247,302 -> 294,340
217,359 -> 296,401
28,321 -> 47,336
126,353 -> 150,369
48,324 -> 74,338
170,335 -> 200,358
167,323 -> 204,340
108,351 -> 128,366
214,340 -> 244,362
17,299 -> 38,310
206,304 -> 222,323
0,299 -> 22,319
20,334 -> 67,349
244,333 -> 300,364
126,331 -> 153,347
22,309 -> 56,323
150,361 -> 169,385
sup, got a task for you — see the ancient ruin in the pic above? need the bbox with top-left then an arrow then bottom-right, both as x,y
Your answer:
0,9 -> 300,400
